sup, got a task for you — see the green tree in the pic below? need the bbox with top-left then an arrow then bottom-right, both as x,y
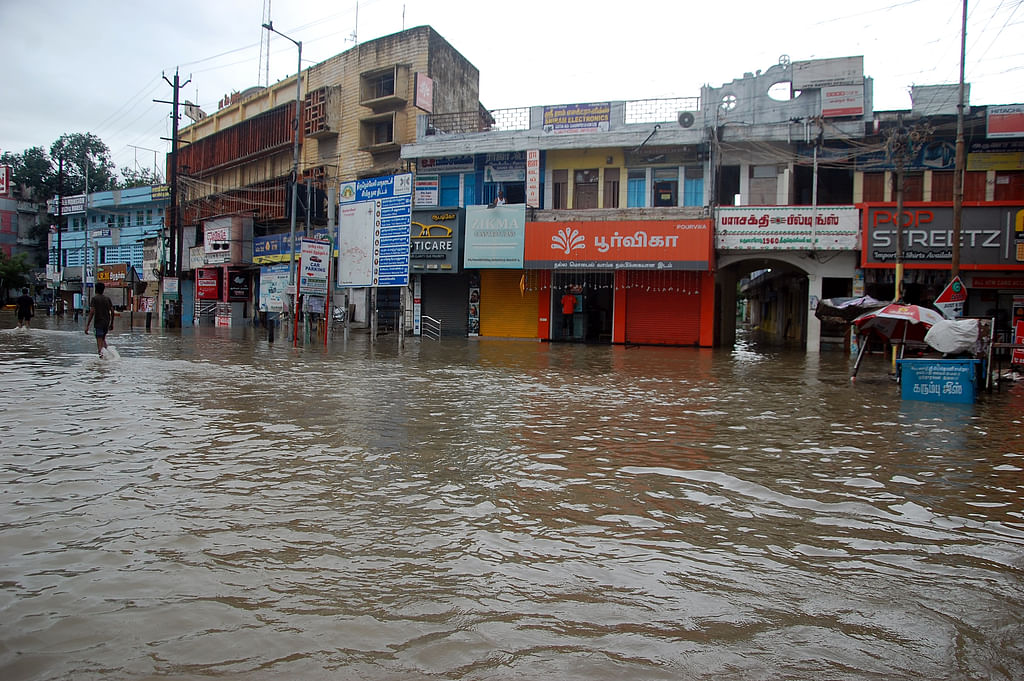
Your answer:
50,133 -> 117,195
0,252 -> 32,302
120,166 -> 162,189
1,146 -> 55,197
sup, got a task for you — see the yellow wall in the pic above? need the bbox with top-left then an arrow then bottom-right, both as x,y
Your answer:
546,148 -> 626,208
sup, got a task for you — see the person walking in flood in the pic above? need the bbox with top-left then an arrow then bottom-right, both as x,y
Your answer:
84,283 -> 115,356
15,288 -> 35,329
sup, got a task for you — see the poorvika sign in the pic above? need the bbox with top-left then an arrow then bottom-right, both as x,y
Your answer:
716,206 -> 859,250
863,204 -> 1024,268
524,220 -> 712,270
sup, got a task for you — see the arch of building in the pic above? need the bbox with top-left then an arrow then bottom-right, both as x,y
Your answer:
715,251 -> 860,353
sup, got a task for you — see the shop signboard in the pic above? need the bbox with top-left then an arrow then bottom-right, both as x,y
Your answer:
863,204 -> 1024,268
411,208 -> 461,273
259,264 -> 289,312
463,204 -> 526,269
524,219 -> 713,270
717,206 -> 859,250
96,263 -> 129,288
226,268 -> 251,302
542,102 -> 610,134
987,104 -> 1024,139
526,150 -> 541,208
196,268 -> 221,300
337,173 -> 412,287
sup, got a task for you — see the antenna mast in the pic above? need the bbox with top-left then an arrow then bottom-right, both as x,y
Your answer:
259,0 -> 272,86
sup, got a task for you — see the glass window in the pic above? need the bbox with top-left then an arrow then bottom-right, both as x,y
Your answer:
439,174 -> 460,206
627,170 -> 646,207
462,173 -> 476,207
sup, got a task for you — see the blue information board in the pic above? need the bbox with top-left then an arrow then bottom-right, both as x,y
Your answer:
897,359 -> 981,404
338,174 -> 412,287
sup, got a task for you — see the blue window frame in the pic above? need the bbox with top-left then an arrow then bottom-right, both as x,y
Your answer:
627,175 -> 646,208
439,174 -> 460,206
683,177 -> 704,207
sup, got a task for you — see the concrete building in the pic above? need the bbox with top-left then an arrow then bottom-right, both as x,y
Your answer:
175,25 -> 480,327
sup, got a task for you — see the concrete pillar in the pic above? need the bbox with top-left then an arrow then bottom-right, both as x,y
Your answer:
806,272 -> 822,354
717,268 -> 738,347
738,162 -> 750,205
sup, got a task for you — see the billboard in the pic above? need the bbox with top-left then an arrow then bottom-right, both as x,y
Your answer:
542,102 -> 611,134
987,104 -> 1024,139
463,205 -> 526,269
411,209 -> 461,273
717,207 -> 860,250
337,173 -> 412,287
792,56 -> 863,89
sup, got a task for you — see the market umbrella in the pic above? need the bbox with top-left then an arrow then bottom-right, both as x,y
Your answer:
850,303 -> 947,379
814,295 -> 887,324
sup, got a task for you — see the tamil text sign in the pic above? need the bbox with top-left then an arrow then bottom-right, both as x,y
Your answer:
337,173 -> 412,287
717,206 -> 859,250
525,220 -> 713,270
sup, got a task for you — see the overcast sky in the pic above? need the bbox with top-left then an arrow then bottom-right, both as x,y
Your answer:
1,0 -> 1021,179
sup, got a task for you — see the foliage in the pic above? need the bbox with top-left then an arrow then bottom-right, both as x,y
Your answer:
0,252 -> 32,300
120,166 -> 162,189
50,133 -> 118,194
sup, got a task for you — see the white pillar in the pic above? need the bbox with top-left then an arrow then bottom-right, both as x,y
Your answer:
738,162 -> 750,205
806,272 -> 822,354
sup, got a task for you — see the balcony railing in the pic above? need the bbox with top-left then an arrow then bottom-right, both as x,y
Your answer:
425,97 -> 702,137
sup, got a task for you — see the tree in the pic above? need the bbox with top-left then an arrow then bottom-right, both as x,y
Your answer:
120,166 -> 162,189
1,146 -> 55,198
50,133 -> 117,195
0,252 -> 32,302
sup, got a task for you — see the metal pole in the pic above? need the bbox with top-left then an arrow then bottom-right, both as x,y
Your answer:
82,157 -> 89,318
951,0 -> 968,278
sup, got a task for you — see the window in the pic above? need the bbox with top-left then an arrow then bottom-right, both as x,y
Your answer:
463,174 -> 476,207
683,166 -> 704,206
359,113 -> 399,149
862,172 -> 885,202
652,168 -> 678,207
603,168 -> 620,209
117,215 -> 125,228
370,72 -> 394,99
573,169 -> 599,209
439,174 -> 461,206
359,66 -> 406,107
553,170 -> 568,209
146,209 -> 153,223
627,169 -> 646,207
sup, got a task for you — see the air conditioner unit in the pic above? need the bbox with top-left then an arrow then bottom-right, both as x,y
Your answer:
678,111 -> 697,128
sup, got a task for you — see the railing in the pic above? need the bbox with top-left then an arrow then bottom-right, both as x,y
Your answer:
421,315 -> 441,341
425,97 -> 701,137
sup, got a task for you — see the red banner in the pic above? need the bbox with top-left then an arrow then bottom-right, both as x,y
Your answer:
524,219 -> 713,270
196,267 -> 221,300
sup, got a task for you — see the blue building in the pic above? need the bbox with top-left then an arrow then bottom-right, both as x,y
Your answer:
47,185 -> 169,310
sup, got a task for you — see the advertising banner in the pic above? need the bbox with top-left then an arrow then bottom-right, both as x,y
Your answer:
411,209 -> 461,273
484,152 -> 526,182
226,268 -> 251,302
96,263 -> 129,288
463,205 -> 526,269
542,102 -> 611,134
987,104 -> 1024,139
524,219 -> 713,270
862,204 -> 1024,268
196,268 -> 221,300
259,264 -> 289,312
337,173 -> 412,287
717,206 -> 859,250
526,150 -> 541,208
414,175 -> 439,206
417,156 -> 475,174
299,238 -> 331,296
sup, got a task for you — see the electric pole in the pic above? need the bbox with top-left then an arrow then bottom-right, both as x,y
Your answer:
951,0 -> 968,277
156,69 -> 191,327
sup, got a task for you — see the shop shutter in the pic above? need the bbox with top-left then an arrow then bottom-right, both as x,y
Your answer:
625,271 -> 701,345
480,270 -> 537,338
422,273 -> 470,336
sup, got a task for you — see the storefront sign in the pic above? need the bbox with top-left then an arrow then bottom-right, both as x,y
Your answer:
226,268 -> 251,302
526,150 -> 541,208
822,84 -> 864,118
464,204 -> 526,269
96,263 -> 129,288
253,229 -> 329,264
717,206 -> 859,250
542,102 -> 610,134
196,268 -> 221,300
417,156 -> 475,174
987,104 -> 1024,139
414,175 -> 439,206
524,219 -> 713,270
204,223 -> 231,264
411,209 -> 461,273
337,173 -> 412,287
862,204 -> 1024,268
484,152 -> 526,182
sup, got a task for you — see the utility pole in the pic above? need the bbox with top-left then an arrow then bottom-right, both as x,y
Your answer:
890,115 -> 906,304
156,69 -> 191,327
951,0 -> 968,277
55,156 -> 63,314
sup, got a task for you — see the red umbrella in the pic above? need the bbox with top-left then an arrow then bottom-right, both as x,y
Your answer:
852,303 -> 947,343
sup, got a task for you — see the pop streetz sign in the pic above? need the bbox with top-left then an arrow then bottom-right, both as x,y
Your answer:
862,204 -> 1024,268
716,206 -> 859,250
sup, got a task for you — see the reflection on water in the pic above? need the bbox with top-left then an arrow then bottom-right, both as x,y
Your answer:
2,316 -> 1023,680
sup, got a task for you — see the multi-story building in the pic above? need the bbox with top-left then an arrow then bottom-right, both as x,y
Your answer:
175,25 -> 480,326
0,165 -> 48,297
46,185 -> 169,313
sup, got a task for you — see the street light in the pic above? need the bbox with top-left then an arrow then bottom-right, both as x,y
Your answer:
261,21 -> 303,296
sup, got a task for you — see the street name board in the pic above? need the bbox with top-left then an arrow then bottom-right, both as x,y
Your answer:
338,174 -> 412,287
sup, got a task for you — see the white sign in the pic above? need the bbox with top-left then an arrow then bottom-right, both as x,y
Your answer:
526,150 -> 541,208
414,175 -> 439,206
0,165 -> 9,196
716,206 -> 860,250
259,264 -> 289,312
822,84 -> 864,118
204,225 -> 231,264
299,238 -> 331,295
792,56 -> 863,89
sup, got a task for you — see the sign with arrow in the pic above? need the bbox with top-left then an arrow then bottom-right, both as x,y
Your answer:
934,275 -> 967,318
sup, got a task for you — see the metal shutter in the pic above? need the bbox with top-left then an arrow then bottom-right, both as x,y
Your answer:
625,271 -> 701,346
421,273 -> 470,336
480,270 -> 537,339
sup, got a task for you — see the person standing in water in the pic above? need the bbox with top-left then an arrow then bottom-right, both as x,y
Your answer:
15,288 -> 35,328
84,283 -> 115,356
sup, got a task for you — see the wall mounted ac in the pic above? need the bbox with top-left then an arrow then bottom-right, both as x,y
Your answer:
678,111 -> 697,128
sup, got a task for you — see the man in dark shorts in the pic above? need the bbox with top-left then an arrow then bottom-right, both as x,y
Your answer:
84,283 -> 115,356
16,288 -> 34,328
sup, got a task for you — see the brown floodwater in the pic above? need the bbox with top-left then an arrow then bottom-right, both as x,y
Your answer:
1,314 -> 1023,680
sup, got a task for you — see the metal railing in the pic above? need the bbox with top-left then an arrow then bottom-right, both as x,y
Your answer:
421,315 -> 441,341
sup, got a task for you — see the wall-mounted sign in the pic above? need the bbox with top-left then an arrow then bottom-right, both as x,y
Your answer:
526,150 -> 541,208
464,205 -> 526,269
525,219 -> 713,270
411,209 -> 461,273
542,102 -> 610,134
717,206 -> 860,250
987,104 -> 1024,139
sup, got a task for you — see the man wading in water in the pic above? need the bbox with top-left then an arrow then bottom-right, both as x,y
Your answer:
84,282 -> 115,357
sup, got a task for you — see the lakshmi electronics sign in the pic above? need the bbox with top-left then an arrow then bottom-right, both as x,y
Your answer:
862,204 -> 1024,269
716,207 -> 859,250
524,220 -> 713,270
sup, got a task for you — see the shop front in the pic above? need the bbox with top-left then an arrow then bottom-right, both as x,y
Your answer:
862,202 -> 1024,342
524,218 -> 715,346
411,208 -> 469,336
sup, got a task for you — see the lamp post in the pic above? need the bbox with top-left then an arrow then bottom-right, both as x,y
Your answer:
261,21 -> 303,300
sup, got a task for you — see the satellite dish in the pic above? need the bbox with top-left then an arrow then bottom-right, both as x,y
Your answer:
678,111 -> 696,128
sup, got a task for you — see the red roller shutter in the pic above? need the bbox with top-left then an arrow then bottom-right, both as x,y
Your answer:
624,271 -> 701,345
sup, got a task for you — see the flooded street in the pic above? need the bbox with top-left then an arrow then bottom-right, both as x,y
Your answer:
2,315 -> 1023,681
